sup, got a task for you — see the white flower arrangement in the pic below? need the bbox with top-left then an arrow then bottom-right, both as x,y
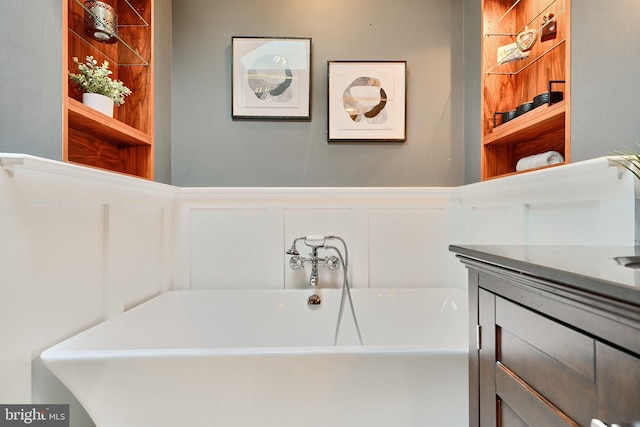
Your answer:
68,56 -> 132,106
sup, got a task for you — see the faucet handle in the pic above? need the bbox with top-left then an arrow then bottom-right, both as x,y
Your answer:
325,256 -> 340,270
289,255 -> 304,269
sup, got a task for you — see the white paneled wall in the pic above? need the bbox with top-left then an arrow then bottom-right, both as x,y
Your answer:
369,207 -> 449,288
190,208 -> 277,289
0,155 -> 175,411
452,157 -> 637,246
0,153 -> 637,427
29,201 -> 107,357
174,189 -> 456,291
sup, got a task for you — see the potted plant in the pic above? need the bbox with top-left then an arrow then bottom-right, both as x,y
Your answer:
611,145 -> 640,181
68,55 -> 132,117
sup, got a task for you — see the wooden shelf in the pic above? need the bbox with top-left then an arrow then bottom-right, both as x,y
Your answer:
483,162 -> 566,180
484,100 -> 565,146
68,98 -> 152,147
64,0 -> 154,180
480,0 -> 570,181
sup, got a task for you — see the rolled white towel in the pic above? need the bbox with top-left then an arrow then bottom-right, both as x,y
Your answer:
516,151 -> 564,172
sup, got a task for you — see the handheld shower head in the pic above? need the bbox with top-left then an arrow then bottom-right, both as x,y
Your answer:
285,244 -> 300,256
285,237 -> 304,255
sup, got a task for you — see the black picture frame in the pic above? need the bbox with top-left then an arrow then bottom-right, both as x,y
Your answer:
232,36 -> 312,121
327,61 -> 407,142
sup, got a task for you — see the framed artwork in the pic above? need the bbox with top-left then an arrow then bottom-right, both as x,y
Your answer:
232,36 -> 312,120
327,61 -> 406,142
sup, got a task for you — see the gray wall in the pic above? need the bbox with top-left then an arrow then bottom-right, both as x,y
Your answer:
570,0 -> 640,161
153,0 -> 172,184
0,0 -> 63,161
171,0 -> 465,187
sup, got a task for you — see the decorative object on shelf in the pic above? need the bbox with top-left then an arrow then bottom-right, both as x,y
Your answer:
327,61 -> 406,142
540,12 -> 557,42
515,150 -> 564,172
493,110 -> 516,128
68,56 -> 132,117
232,37 -> 312,120
515,101 -> 534,117
516,26 -> 538,52
497,42 -> 529,65
532,90 -> 563,108
84,1 -> 118,44
81,92 -> 114,117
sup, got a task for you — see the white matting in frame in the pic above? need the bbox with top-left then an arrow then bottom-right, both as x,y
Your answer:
328,61 -> 406,142
232,37 -> 312,120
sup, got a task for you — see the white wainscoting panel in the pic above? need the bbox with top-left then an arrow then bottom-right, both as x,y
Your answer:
30,201 -> 107,357
176,188 -> 457,291
464,205 -> 518,245
190,208 -> 279,290
0,163 -> 32,403
111,205 -> 168,310
369,208 -> 448,288
526,200 -> 602,245
453,157 -> 637,246
0,154 -> 176,421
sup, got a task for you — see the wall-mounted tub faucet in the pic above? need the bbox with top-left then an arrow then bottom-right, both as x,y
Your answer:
285,235 -> 363,345
286,235 -> 339,288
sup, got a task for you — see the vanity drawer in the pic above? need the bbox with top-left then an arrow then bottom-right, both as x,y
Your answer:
596,342 -> 640,425
496,362 -> 580,427
495,296 -> 597,426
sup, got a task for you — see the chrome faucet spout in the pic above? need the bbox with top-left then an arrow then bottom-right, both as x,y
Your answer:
309,246 -> 320,287
309,273 -> 318,287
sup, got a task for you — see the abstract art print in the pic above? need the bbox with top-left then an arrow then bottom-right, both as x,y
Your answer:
328,61 -> 406,142
232,37 -> 312,120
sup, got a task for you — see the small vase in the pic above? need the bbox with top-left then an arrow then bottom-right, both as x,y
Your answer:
82,93 -> 114,117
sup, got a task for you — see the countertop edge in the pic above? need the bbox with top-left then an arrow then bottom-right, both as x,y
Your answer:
449,244 -> 640,307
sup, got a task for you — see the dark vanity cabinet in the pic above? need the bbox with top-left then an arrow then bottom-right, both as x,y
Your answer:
450,245 -> 640,427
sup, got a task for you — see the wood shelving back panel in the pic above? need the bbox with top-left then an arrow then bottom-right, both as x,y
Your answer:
67,0 -> 152,135
64,0 -> 153,180
68,128 -> 152,178
481,0 -> 569,181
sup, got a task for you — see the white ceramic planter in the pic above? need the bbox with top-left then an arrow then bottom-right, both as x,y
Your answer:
82,93 -> 114,117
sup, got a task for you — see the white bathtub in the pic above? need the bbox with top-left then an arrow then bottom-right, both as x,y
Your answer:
41,288 -> 468,427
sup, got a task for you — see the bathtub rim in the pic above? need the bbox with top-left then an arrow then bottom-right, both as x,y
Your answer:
41,345 -> 468,363
40,287 -> 469,362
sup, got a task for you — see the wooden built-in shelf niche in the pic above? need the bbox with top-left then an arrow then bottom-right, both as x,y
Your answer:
64,0 -> 154,179
481,0 -> 570,180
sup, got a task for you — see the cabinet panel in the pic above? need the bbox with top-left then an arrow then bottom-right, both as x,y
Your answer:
596,343 -> 640,426
499,326 -> 596,426
500,401 -> 528,427
496,363 -> 579,426
469,271 -> 481,427
454,247 -> 640,427
496,296 -> 594,380
479,288 -> 497,427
